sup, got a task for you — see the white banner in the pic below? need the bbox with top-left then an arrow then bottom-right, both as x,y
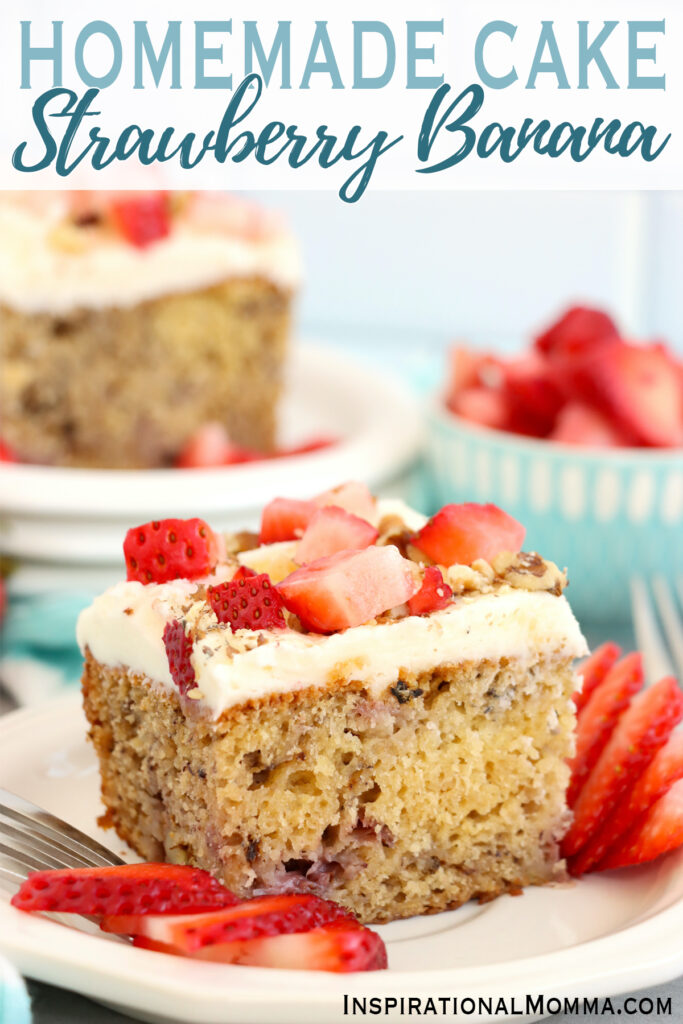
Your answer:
1,0 -> 680,199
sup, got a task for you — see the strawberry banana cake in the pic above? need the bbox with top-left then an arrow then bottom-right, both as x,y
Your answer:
78,483 -> 587,924
0,190 -> 300,468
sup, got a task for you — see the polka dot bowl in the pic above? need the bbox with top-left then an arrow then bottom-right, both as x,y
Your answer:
426,403 -> 683,623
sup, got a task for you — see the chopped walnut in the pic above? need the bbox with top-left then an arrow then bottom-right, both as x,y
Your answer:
223,531 -> 260,556
491,551 -> 567,595
444,563 -> 494,594
471,558 -> 495,581
375,515 -> 415,558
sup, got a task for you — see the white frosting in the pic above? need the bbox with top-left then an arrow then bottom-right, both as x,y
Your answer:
0,200 -> 301,314
77,579 -> 588,720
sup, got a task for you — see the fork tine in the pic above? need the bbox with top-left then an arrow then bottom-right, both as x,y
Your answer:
0,789 -> 124,867
0,862 -> 28,888
0,820 -> 104,871
630,577 -> 675,685
0,840 -> 58,873
652,576 -> 683,682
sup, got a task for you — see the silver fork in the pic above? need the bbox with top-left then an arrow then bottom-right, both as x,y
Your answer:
630,576 -> 683,685
0,787 -> 124,890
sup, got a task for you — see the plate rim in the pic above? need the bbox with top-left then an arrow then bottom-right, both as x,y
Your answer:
1,693 -> 683,1024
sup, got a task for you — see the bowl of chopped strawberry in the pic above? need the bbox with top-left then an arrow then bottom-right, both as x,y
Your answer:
427,306 -> 683,622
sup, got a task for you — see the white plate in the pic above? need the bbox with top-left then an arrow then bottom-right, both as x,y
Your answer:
0,342 -> 422,571
1,694 -> 683,1024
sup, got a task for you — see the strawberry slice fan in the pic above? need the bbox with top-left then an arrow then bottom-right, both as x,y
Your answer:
563,645 -> 683,875
11,866 -> 387,973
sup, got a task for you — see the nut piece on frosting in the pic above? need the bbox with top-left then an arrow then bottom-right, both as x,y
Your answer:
491,551 -> 567,596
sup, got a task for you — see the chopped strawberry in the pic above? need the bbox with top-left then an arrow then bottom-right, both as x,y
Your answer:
570,732 -> 683,875
176,426 -> 336,468
124,518 -> 221,584
501,353 -> 565,436
176,423 -> 265,467
573,642 -> 622,716
534,305 -> 618,360
133,921 -> 387,972
163,620 -> 196,695
448,386 -> 509,430
277,437 -> 336,458
103,893 -> 352,949
260,498 -> 317,544
109,192 -> 171,248
562,676 -> 683,858
231,564 -> 257,582
413,503 -> 525,567
446,345 -> 485,399
314,482 -> 377,522
549,402 -> 627,447
407,567 -> 453,616
566,342 -> 683,447
566,653 -> 644,808
11,864 -> 237,917
0,440 -> 17,462
208,572 -> 285,631
597,779 -> 683,872
278,546 -> 419,634
296,507 -> 378,566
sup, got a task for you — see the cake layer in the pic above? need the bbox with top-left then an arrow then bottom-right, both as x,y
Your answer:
82,648 -> 577,924
77,583 -> 587,718
1,275 -> 290,466
0,196 -> 301,314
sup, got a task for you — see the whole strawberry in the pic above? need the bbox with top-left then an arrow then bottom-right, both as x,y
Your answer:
124,518 -> 221,584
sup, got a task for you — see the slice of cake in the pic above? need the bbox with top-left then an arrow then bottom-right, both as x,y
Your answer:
78,484 -> 587,924
0,191 -> 300,468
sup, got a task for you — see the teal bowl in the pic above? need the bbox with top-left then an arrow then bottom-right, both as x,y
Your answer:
426,404 -> 683,623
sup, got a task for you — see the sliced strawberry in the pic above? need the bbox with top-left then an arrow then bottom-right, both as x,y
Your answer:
208,572 -> 286,631
314,482 -> 376,522
566,342 -> 683,447
0,440 -> 17,462
413,503 -> 525,567
448,386 -> 509,430
501,353 -> 565,436
296,507 -> 378,566
103,893 -> 353,948
549,402 -> 627,447
407,567 -> 453,616
566,653 -> 644,807
11,864 -> 237,917
570,732 -> 683,875
598,779 -> 683,872
562,676 -> 683,858
573,642 -> 622,716
278,546 -> 419,634
109,193 -> 171,248
534,305 -> 618,360
260,498 -> 317,544
186,923 -> 386,972
133,922 -> 387,972
163,620 -> 196,695
124,518 -> 221,584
